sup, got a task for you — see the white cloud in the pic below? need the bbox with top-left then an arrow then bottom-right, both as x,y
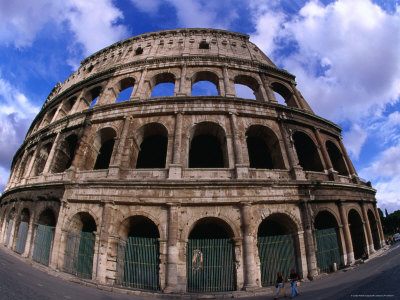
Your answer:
342,124 -> 368,160
0,0 -> 128,67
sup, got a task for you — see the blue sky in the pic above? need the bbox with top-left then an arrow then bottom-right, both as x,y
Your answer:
1,0 -> 400,212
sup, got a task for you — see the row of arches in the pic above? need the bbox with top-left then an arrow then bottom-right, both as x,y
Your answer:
34,69 -> 307,133
0,204 -> 381,292
13,121 -> 349,180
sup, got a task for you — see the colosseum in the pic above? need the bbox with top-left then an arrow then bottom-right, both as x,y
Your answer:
0,28 -> 384,294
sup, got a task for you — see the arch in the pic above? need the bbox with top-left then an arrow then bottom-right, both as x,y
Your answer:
234,75 -> 261,101
189,121 -> 228,168
135,122 -> 168,169
246,125 -> 285,169
367,209 -> 381,250
32,142 -> 53,176
116,215 -> 160,291
191,71 -> 220,96
314,210 -> 342,273
18,151 -> 34,179
326,141 -> 349,176
42,108 -> 57,126
14,207 -> 31,254
293,131 -> 324,172
33,208 -> 57,266
150,72 -> 175,97
270,82 -> 299,108
93,127 -> 117,170
52,134 -> 78,173
63,97 -> 77,114
87,86 -> 102,108
257,213 -> 299,287
187,217 -> 236,292
4,207 -> 16,246
135,47 -> 143,55
348,209 -> 367,259
116,77 -> 135,102
199,41 -> 209,49
64,212 -> 97,279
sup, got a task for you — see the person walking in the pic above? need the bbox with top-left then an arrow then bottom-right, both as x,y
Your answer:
274,272 -> 286,299
289,269 -> 299,298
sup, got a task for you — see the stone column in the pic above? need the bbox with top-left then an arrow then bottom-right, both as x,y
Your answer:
260,73 -> 276,103
42,132 -> 62,174
6,215 -> 17,250
299,200 -> 318,279
338,137 -> 358,183
240,202 -> 258,289
223,66 -> 235,97
22,146 -> 40,182
108,117 -> 130,178
337,225 -> 348,266
338,201 -> 354,264
164,203 -> 180,293
169,112 -> 183,179
278,118 -> 305,180
361,202 -> 375,254
176,64 -> 189,96
50,200 -> 69,270
373,204 -> 385,247
132,68 -> 148,100
291,83 -> 313,112
314,128 -> 337,181
95,200 -> 114,283
22,209 -> 36,258
229,113 -> 248,178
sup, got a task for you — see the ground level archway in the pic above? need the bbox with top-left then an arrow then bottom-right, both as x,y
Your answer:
348,209 -> 367,259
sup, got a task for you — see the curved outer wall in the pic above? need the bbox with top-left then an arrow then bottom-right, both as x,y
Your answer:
0,28 -> 384,293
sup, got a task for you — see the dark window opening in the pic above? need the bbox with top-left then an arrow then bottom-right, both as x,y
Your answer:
189,134 -> 224,168
38,209 -> 56,227
368,210 -> 381,250
52,135 -> 78,173
314,211 -> 338,230
135,47 -> 143,55
348,210 -> 366,259
128,217 -> 159,238
293,132 -> 324,172
326,141 -> 348,176
136,135 -> 167,168
247,136 -> 273,169
258,219 -> 287,236
94,139 -> 115,169
199,41 -> 209,49
81,214 -> 97,233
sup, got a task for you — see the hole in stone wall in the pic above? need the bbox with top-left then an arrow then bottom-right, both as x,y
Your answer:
191,81 -> 218,96
93,139 -> 115,170
189,135 -> 224,168
151,82 -> 175,97
293,131 -> 324,172
235,84 -> 256,100
247,136 -> 273,169
136,135 -> 167,168
199,41 -> 209,49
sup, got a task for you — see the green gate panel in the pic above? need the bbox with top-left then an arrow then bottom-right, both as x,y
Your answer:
186,238 -> 236,292
5,219 -> 13,246
63,231 -> 95,279
258,234 -> 297,287
116,237 -> 160,291
15,221 -> 29,254
316,228 -> 341,273
32,225 -> 54,266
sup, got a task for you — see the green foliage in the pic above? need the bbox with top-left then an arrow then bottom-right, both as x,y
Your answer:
382,210 -> 400,234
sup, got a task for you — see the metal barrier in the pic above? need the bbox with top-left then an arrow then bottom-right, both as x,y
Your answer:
186,238 -> 236,292
116,237 -> 160,291
63,231 -> 95,279
315,228 -> 341,273
258,234 -> 297,286
15,221 -> 29,254
32,224 -> 54,266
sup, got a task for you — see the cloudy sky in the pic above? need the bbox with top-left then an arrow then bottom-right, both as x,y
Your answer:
0,0 -> 399,212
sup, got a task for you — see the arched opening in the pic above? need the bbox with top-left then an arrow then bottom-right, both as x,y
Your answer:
367,210 -> 381,250
326,141 -> 349,176
88,86 -> 102,108
199,41 -> 209,49
4,208 -> 15,247
189,122 -> 228,168
42,108 -> 57,127
191,71 -> 219,96
64,212 -> 97,279
246,125 -> 285,169
93,128 -> 116,170
135,123 -> 168,169
63,97 -> 77,114
314,211 -> 342,273
15,208 -> 30,254
52,134 -> 78,173
348,209 -> 367,259
33,208 -> 57,266
293,132 -> 324,172
19,151 -> 34,179
257,214 -> 299,287
187,217 -> 236,292
271,82 -> 298,108
150,72 -> 175,97
135,47 -> 143,55
274,92 -> 286,105
32,142 -> 53,176
234,75 -> 261,101
116,77 -> 135,102
116,216 -> 160,291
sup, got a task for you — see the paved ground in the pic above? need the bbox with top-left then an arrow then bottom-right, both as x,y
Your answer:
0,244 -> 399,299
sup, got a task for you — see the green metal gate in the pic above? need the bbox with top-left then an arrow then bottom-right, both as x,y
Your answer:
186,238 -> 236,292
258,234 -> 297,287
5,219 -> 13,246
63,231 -> 95,279
15,221 -> 29,254
32,224 -> 54,266
315,228 -> 341,273
116,237 -> 160,291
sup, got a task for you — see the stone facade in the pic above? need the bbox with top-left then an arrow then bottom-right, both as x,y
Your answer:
0,28 -> 384,294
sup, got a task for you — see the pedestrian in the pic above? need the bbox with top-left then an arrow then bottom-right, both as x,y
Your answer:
289,269 -> 299,298
274,272 -> 286,299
